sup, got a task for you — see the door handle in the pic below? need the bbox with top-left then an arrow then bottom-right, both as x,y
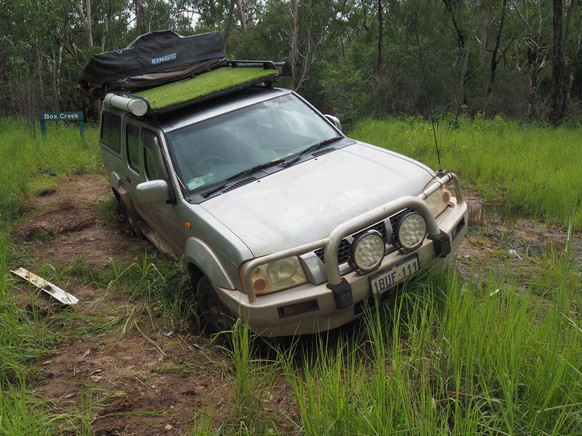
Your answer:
125,176 -> 131,184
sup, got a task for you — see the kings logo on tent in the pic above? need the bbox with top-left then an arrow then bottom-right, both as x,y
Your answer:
152,53 -> 177,65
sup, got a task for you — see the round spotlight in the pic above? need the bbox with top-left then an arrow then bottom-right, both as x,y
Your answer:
349,231 -> 385,274
393,212 -> 427,252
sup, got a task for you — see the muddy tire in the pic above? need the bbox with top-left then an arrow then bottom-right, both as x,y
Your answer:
196,276 -> 234,332
118,198 -> 144,239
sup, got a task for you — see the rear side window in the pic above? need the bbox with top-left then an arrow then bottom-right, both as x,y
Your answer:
100,112 -> 122,153
126,124 -> 140,172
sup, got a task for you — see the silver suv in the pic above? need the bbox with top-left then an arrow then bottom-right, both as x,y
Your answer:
99,75 -> 467,336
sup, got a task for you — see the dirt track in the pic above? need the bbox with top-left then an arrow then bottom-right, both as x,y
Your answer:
10,175 -> 581,435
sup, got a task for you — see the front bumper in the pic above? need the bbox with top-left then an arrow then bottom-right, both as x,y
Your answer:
217,173 -> 468,336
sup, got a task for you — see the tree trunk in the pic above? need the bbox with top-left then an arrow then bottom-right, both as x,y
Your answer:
513,0 -> 547,121
236,0 -> 247,34
86,0 -> 93,47
487,0 -> 508,98
527,52 -> 540,120
442,0 -> 468,114
289,0 -> 299,90
76,0 -> 93,47
549,0 -> 565,126
375,0 -> 383,116
223,0 -> 236,50
565,28 -> 582,112
54,40 -> 64,109
135,0 -> 147,35
376,0 -> 383,74
560,0 -> 577,118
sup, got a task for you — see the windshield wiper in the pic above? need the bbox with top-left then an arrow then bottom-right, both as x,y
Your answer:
200,137 -> 341,198
202,158 -> 286,198
282,136 -> 342,167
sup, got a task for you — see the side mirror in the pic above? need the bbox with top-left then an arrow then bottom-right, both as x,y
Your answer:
136,180 -> 169,204
324,115 -> 342,132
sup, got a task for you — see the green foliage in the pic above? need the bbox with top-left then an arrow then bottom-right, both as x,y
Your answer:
350,116 -> 582,229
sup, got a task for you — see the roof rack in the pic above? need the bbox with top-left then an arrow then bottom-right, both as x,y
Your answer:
103,60 -> 290,117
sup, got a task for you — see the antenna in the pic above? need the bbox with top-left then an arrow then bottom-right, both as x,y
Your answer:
414,22 -> 443,174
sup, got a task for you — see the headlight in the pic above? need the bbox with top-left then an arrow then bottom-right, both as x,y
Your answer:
425,186 -> 452,218
393,211 -> 427,252
349,230 -> 385,274
249,256 -> 307,295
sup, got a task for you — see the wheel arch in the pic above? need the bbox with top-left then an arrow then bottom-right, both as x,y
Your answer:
183,238 -> 238,291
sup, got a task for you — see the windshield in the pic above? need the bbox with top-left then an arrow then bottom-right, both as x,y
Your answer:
166,93 -> 340,193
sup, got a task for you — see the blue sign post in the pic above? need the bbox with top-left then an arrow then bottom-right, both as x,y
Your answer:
39,111 -> 85,139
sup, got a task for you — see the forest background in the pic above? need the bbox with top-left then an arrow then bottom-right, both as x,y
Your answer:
1,0 -> 581,127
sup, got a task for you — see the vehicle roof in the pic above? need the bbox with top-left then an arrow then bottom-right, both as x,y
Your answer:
153,86 -> 293,133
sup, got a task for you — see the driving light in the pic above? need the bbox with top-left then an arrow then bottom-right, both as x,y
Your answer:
349,230 -> 385,274
393,212 -> 427,252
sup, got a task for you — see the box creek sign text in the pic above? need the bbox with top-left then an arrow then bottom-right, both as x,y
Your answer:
39,111 -> 85,138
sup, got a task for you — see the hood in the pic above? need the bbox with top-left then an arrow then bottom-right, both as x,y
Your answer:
201,142 -> 435,257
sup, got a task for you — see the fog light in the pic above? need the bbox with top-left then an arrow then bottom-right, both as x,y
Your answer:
349,231 -> 385,274
393,212 -> 427,252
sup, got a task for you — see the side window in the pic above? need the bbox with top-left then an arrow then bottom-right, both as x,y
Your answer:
126,124 -> 140,172
100,112 -> 122,153
143,130 -> 169,182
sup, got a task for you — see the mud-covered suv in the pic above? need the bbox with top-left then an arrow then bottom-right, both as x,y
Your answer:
84,32 -> 468,336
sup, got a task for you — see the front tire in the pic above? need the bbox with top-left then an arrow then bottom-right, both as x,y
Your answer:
196,276 -> 234,332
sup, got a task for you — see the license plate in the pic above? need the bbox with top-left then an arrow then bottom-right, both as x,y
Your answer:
370,255 -> 419,295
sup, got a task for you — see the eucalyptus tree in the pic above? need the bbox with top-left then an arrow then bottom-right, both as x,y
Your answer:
549,0 -> 580,125
509,0 -> 551,120
0,0 -> 62,118
549,0 -> 565,126
440,0 -> 470,114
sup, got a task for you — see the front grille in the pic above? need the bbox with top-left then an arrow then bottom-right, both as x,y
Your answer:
314,220 -> 389,265
389,208 -> 414,229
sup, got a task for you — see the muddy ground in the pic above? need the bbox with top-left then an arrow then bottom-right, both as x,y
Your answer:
9,175 -> 581,435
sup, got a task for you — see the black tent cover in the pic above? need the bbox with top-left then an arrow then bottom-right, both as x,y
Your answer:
78,30 -> 225,86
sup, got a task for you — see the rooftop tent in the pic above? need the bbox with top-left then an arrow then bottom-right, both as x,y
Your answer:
76,30 -> 289,118
77,30 -> 226,94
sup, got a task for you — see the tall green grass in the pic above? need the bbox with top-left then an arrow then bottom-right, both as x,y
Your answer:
0,118 -> 100,220
350,115 -> 582,229
280,259 -> 581,434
